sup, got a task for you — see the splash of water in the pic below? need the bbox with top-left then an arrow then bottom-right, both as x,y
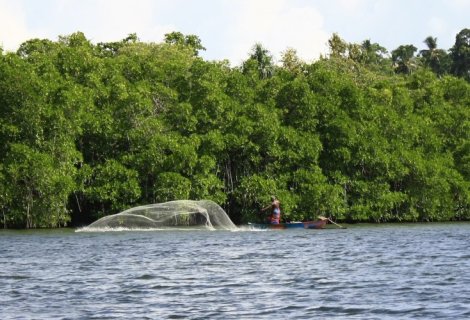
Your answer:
77,200 -> 238,232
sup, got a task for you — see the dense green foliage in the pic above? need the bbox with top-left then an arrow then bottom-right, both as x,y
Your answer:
0,30 -> 469,228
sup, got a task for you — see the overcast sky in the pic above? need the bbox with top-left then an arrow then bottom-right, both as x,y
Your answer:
1,0 -> 469,65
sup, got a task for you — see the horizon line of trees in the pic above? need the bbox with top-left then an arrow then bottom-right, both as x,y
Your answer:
0,29 -> 469,228
327,30 -> 470,79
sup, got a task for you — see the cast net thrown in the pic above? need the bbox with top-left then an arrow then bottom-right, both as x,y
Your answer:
80,200 -> 237,231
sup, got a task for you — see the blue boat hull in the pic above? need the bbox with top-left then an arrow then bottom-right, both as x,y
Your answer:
248,219 -> 327,230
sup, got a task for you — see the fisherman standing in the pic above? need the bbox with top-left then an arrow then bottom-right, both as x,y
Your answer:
261,196 -> 281,224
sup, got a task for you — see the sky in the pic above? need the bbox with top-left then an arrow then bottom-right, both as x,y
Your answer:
0,0 -> 469,65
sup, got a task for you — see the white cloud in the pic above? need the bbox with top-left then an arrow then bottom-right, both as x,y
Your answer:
271,6 -> 329,62
225,0 -> 329,65
0,0 -> 175,51
45,0 -> 174,43
86,0 -> 173,42
337,0 -> 367,14
0,0 -> 29,51
449,0 -> 470,9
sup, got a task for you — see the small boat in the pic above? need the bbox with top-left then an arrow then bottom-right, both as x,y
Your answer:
248,218 -> 327,230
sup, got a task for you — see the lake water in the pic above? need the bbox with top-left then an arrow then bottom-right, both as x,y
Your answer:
1,223 -> 470,319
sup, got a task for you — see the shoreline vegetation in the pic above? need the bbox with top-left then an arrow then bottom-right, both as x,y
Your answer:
0,30 -> 469,229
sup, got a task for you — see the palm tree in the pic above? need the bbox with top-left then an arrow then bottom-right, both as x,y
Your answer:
360,40 -> 388,65
420,36 -> 437,57
392,45 -> 418,74
419,36 -> 448,76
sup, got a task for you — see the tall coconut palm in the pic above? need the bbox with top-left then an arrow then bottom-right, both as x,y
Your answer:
419,36 -> 448,76
392,45 -> 418,74
420,36 -> 437,57
360,39 -> 388,65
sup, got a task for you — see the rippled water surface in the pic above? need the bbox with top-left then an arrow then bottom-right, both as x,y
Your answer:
1,223 -> 470,319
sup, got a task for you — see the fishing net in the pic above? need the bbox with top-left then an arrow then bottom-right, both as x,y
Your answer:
81,200 -> 237,231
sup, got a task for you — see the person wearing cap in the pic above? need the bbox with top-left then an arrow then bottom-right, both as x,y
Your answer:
261,196 -> 281,224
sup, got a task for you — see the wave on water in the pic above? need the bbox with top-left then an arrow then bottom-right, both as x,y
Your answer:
76,226 -> 268,232
75,226 -> 219,232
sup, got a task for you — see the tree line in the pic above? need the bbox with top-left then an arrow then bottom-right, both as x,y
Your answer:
0,29 -> 469,228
